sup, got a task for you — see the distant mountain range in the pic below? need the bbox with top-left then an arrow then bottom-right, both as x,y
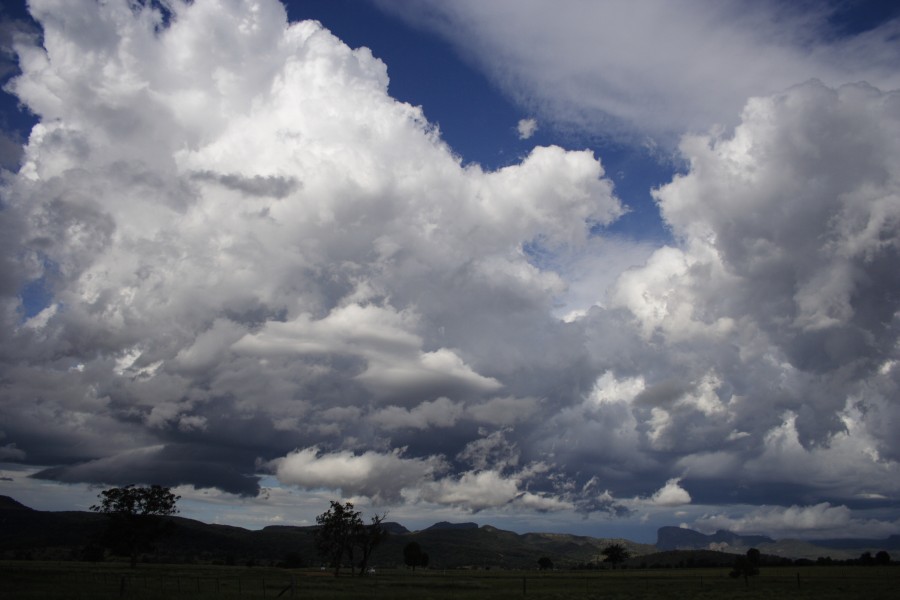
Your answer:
657,526 -> 775,551
0,496 -> 650,568
656,525 -> 900,560
2,495 -> 896,567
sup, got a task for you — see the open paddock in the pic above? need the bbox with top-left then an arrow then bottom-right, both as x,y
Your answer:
1,561 -> 896,599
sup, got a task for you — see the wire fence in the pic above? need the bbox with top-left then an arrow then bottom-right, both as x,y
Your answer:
2,563 -> 898,599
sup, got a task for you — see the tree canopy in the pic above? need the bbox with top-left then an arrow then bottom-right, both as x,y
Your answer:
89,484 -> 180,567
730,548 -> 761,582
601,543 -> 630,569
403,541 -> 429,570
90,484 -> 180,517
314,501 -> 387,577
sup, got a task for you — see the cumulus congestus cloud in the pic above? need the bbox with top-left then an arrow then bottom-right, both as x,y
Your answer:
598,81 -> 900,507
0,0 -> 620,508
0,0 -> 898,535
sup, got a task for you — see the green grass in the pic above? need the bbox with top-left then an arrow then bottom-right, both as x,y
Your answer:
1,561 -> 897,599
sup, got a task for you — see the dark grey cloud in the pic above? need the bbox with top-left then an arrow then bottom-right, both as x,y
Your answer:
32,443 -> 261,496
190,171 -> 300,198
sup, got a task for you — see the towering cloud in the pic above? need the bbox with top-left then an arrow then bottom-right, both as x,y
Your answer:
1,0 -> 898,538
0,0 -> 620,503
600,81 -> 900,505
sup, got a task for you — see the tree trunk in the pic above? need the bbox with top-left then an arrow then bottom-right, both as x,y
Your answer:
332,550 -> 342,577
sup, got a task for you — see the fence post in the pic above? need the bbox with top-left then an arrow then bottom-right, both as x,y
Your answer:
522,576 -> 526,595
119,575 -> 126,598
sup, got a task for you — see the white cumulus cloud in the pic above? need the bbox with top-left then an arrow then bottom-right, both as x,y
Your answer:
2,0 -> 899,538
648,478 -> 692,507
695,503 -> 900,540
272,447 -> 442,503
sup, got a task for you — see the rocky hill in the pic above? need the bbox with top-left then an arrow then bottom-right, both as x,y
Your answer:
656,526 -> 774,551
655,525 -> 898,561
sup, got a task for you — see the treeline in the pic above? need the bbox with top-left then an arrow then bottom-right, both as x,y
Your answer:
800,551 -> 893,567
604,550 -> 896,570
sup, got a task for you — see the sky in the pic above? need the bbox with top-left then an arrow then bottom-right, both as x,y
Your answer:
1,0 -> 899,545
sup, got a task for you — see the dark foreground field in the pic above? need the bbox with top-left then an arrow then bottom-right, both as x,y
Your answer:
1,561 -> 897,599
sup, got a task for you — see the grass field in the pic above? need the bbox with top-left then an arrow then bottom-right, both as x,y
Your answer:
1,561 -> 897,599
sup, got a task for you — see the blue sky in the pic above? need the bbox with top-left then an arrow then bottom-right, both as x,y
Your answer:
2,0 -> 900,546
282,0 -> 677,242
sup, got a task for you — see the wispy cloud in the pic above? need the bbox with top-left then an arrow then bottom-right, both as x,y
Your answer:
517,117 -> 537,140
381,0 -> 900,143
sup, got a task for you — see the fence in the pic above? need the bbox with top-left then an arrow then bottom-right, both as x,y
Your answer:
2,562 -> 897,599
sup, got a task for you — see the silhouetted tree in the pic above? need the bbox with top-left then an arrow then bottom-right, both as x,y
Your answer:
354,512 -> 388,576
601,544 -> 630,569
747,548 -> 761,566
315,501 -> 361,577
875,550 -> 891,566
859,551 -> 875,566
538,556 -> 554,570
314,501 -> 386,577
730,548 -> 761,583
90,484 -> 180,568
404,541 -> 428,570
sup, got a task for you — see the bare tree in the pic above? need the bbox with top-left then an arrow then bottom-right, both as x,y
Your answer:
355,512 -> 388,575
